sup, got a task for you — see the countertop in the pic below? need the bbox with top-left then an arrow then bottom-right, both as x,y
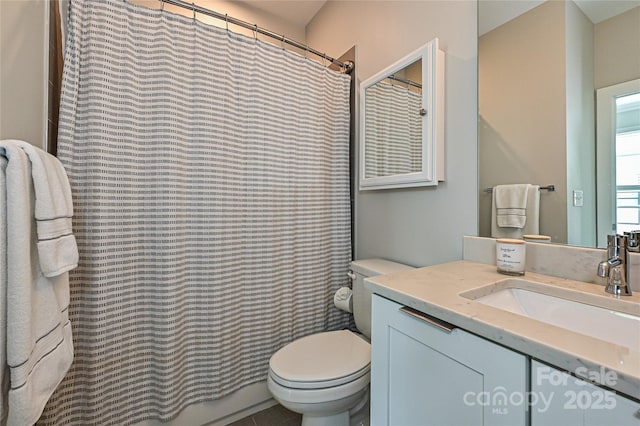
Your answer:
364,260 -> 640,399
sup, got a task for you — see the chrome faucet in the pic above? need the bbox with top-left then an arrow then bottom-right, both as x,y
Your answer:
597,234 -> 633,296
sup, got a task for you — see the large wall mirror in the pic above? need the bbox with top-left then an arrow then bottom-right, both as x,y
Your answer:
478,0 -> 640,248
360,39 -> 444,190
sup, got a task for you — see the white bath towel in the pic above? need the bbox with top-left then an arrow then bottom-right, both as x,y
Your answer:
3,140 -> 78,277
493,184 -> 530,228
491,184 -> 540,238
0,141 -> 75,426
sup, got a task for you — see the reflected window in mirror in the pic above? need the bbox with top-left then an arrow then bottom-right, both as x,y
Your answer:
614,93 -> 640,234
596,79 -> 640,247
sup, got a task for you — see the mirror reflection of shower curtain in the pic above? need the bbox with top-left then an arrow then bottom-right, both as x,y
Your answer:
364,81 -> 422,178
39,0 -> 352,424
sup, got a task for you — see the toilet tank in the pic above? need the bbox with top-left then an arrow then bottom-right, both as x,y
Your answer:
350,258 -> 414,338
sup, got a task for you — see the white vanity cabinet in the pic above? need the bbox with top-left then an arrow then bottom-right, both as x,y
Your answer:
531,360 -> 640,426
370,294 -> 527,426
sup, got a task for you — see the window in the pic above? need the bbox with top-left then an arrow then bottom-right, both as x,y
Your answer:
615,92 -> 640,234
596,79 -> 640,247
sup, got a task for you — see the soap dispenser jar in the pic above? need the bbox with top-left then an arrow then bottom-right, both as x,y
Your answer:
496,238 -> 526,275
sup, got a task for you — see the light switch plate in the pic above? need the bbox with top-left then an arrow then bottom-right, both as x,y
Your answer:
573,190 -> 584,207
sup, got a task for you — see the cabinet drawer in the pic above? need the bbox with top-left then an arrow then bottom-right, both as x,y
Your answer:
371,294 -> 527,426
531,360 -> 640,425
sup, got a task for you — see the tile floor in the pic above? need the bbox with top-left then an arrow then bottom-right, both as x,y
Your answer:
227,404 -> 301,426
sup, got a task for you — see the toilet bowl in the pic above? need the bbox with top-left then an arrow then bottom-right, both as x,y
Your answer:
267,259 -> 413,426
267,330 -> 370,426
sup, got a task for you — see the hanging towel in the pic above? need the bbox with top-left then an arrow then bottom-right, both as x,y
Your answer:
3,140 -> 78,277
493,184 -> 530,228
491,184 -> 540,238
0,140 -> 75,426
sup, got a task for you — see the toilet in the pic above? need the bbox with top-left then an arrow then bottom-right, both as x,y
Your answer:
267,259 -> 413,426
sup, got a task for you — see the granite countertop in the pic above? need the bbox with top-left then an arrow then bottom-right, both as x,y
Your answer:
364,260 -> 640,399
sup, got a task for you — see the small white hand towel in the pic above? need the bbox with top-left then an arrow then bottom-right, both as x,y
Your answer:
491,184 -> 541,239
494,184 -> 530,228
2,140 -> 78,277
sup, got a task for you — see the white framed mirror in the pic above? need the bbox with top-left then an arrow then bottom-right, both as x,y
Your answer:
359,38 -> 445,191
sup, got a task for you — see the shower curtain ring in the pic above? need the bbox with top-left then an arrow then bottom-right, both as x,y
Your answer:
253,24 -> 258,40
192,2 -> 196,21
225,13 -> 229,31
281,34 -> 286,50
159,0 -> 164,11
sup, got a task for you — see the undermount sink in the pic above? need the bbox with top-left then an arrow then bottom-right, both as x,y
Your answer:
461,279 -> 640,351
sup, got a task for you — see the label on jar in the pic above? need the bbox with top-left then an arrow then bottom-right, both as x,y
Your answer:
496,239 -> 526,275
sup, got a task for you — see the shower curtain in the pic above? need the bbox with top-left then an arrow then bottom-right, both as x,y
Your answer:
364,82 -> 422,177
39,0 -> 352,424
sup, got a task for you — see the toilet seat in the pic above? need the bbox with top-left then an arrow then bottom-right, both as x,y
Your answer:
269,330 -> 371,390
267,369 -> 370,405
270,364 -> 370,390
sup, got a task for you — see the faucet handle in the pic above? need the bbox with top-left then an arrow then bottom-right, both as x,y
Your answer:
597,261 -> 609,278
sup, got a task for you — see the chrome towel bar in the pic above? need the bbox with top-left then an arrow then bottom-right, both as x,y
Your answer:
484,185 -> 555,193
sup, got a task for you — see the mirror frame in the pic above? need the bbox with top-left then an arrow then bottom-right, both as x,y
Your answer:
359,39 -> 444,190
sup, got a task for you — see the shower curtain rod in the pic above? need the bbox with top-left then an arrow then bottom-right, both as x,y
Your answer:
385,74 -> 422,89
159,0 -> 354,73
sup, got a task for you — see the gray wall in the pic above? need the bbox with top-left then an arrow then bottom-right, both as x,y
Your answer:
594,6 -> 640,89
0,0 -> 48,150
306,1 -> 478,267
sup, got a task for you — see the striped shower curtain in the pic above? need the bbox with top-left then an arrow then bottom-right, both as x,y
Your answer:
39,0 -> 352,424
364,81 -> 422,177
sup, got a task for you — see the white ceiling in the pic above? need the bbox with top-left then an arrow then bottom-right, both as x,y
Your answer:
239,0 -> 326,27
574,0 -> 640,23
479,0 -> 640,36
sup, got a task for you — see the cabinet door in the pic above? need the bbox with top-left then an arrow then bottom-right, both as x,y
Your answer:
531,360 -> 640,426
371,295 -> 527,426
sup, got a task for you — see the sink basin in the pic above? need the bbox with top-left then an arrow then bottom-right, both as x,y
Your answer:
461,279 -> 640,351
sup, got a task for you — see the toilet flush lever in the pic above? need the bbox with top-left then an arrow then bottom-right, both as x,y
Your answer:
347,271 -> 356,280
